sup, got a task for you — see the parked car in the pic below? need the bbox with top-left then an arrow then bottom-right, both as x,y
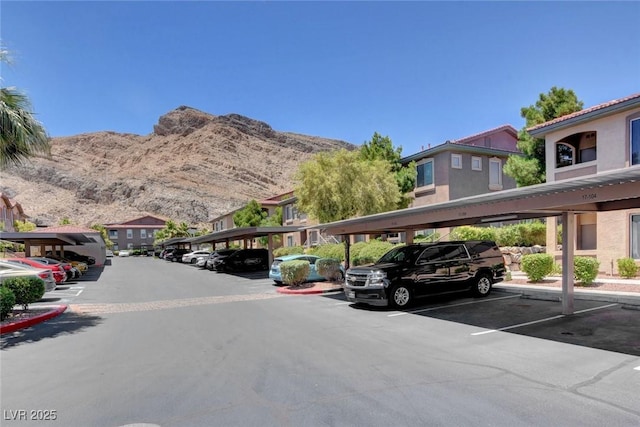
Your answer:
0,260 -> 57,292
44,254 -> 88,274
182,250 -> 211,264
205,249 -> 238,271
269,254 -> 344,285
343,241 -> 506,308
6,258 -> 67,285
106,250 -> 114,257
30,257 -> 80,280
165,248 -> 190,262
213,248 -> 269,272
195,256 -> 208,268
46,250 -> 95,265
119,250 -> 131,257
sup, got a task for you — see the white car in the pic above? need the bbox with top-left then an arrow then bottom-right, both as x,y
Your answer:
0,260 -> 57,292
182,250 -> 211,264
119,250 -> 131,257
195,256 -> 208,268
106,249 -> 114,257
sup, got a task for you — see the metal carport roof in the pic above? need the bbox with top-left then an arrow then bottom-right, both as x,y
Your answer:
309,167 -> 640,315
313,167 -> 640,236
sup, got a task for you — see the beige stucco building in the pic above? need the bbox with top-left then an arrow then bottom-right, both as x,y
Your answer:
528,93 -> 640,274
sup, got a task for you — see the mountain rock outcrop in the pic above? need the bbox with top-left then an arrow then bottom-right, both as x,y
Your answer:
1,106 -> 354,227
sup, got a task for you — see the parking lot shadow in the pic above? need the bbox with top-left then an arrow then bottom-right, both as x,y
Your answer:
403,294 -> 640,357
79,266 -> 105,282
1,312 -> 103,350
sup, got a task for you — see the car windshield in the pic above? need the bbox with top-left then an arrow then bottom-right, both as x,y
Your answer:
377,246 -> 423,264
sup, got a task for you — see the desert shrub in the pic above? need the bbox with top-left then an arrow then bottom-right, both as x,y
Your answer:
316,258 -> 342,282
518,221 -> 547,246
574,256 -> 599,285
617,258 -> 638,278
348,241 -> 369,261
358,241 -> 396,262
495,225 -> 520,246
273,246 -> 304,257
0,286 -> 16,320
279,260 -> 310,287
308,243 -> 345,261
521,253 -> 555,282
2,276 -> 45,310
450,226 -> 497,242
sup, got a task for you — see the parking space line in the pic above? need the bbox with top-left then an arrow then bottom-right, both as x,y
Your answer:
634,366 -> 640,371
389,294 -> 521,317
334,302 -> 351,306
472,303 -> 619,336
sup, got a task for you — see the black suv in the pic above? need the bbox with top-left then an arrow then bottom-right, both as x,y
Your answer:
344,241 -> 506,308
213,248 -> 269,272
205,249 -> 238,271
46,250 -> 96,265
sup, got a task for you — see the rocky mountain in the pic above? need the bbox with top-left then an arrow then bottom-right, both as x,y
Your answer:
1,106 -> 355,227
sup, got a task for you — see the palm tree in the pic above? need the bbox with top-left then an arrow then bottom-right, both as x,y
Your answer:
0,46 -> 50,168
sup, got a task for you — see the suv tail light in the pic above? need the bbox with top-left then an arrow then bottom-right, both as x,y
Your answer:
38,272 -> 49,279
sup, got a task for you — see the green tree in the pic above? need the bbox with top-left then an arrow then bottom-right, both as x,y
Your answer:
259,206 -> 283,246
14,220 -> 36,232
0,46 -> 50,168
359,132 -> 417,208
294,149 -> 400,223
504,87 -> 584,186
91,224 -> 114,249
153,219 -> 192,244
233,200 -> 266,227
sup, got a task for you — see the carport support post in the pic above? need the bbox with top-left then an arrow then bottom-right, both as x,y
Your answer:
267,234 -> 274,268
344,236 -> 350,270
561,212 -> 575,315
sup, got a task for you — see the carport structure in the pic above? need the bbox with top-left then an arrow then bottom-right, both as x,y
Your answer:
0,231 -> 97,257
189,226 -> 303,267
311,168 -> 640,315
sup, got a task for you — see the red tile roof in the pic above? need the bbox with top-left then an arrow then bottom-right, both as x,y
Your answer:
450,124 -> 517,145
528,93 -> 640,132
34,225 -> 99,233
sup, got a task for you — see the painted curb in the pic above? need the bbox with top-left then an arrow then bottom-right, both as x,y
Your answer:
0,305 -> 68,334
276,287 -> 343,295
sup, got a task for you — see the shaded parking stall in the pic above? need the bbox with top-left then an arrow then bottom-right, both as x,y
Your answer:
313,168 -> 640,315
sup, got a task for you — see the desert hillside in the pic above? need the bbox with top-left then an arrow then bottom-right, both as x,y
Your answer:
1,106 -> 355,227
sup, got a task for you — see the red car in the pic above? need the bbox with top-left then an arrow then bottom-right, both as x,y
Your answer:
7,258 -> 67,285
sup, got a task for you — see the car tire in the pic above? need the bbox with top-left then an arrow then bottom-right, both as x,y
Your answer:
473,274 -> 492,297
273,280 -> 283,286
389,284 -> 412,309
190,258 -> 197,264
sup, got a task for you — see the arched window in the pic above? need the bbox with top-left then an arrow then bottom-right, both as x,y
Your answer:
556,142 -> 575,167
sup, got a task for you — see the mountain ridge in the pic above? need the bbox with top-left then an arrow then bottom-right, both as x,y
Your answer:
1,106 -> 355,228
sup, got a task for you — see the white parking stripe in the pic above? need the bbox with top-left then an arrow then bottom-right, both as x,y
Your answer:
634,366 -> 640,371
472,303 -> 619,336
389,294 -> 522,317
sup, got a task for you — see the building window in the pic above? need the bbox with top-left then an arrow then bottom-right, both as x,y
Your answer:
284,205 -> 294,222
631,118 -> 640,166
577,213 -> 597,250
632,215 -> 640,259
556,131 -> 597,168
108,230 -> 118,239
471,156 -> 482,171
489,158 -> 503,190
416,159 -> 434,188
126,229 -> 133,239
451,154 -> 462,169
141,229 -> 147,239
287,235 -> 294,247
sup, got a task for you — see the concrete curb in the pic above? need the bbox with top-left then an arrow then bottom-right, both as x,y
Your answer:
0,305 -> 68,334
276,286 -> 343,295
494,284 -> 640,307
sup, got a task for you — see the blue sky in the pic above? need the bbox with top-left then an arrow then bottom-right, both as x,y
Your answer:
2,1 -> 639,156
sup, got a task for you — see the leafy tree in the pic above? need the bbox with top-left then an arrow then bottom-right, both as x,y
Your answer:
294,149 -> 400,223
91,223 -> 114,249
359,132 -> 417,208
504,87 -> 584,186
258,206 -> 283,246
14,220 -> 36,232
153,219 -> 192,243
0,46 -> 50,168
233,200 -> 266,227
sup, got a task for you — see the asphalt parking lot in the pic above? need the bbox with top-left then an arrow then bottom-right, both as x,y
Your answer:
353,291 -> 640,357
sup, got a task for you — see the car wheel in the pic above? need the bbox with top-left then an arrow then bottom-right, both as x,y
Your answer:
190,258 -> 197,264
274,280 -> 282,286
473,274 -> 492,297
390,284 -> 412,309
